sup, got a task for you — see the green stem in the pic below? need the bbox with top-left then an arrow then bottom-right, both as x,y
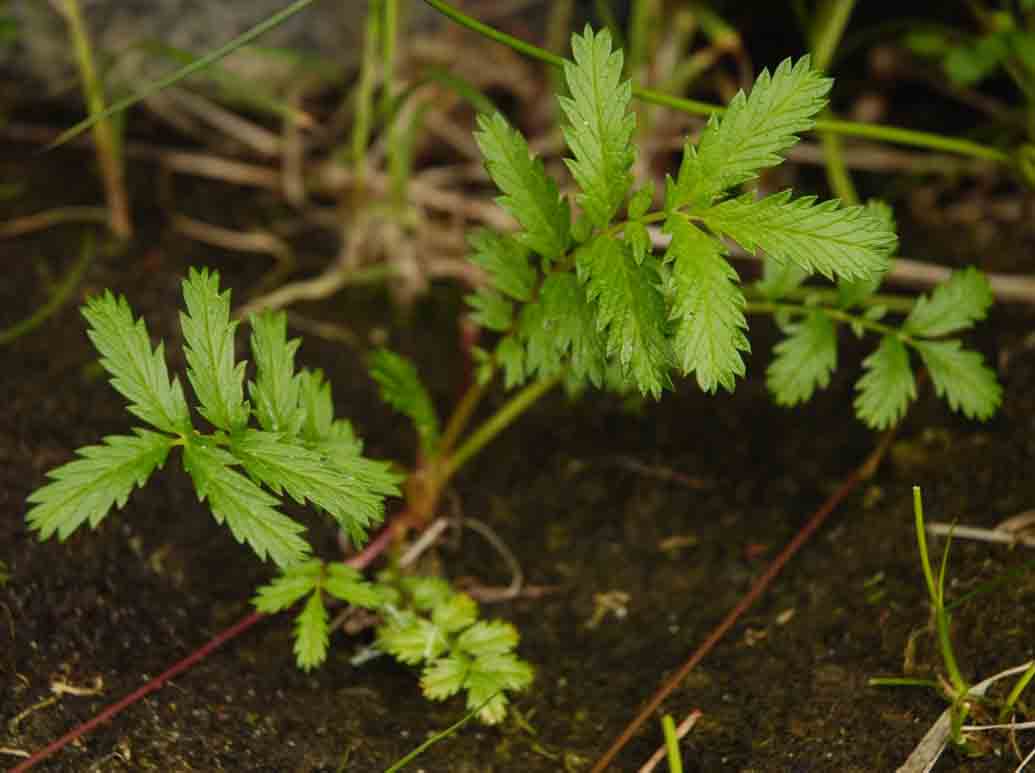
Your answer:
61,0 -> 132,238
351,0 -> 383,187
1001,661 -> 1035,718
745,299 -> 904,339
914,487 -> 968,697
438,375 -> 561,485
51,0 -> 319,151
662,714 -> 684,773
437,372 -> 492,458
422,0 -> 1012,165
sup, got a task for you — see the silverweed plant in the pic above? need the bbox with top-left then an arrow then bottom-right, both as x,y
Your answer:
25,268 -> 532,723
466,27 -> 1000,427
25,26 -> 1002,727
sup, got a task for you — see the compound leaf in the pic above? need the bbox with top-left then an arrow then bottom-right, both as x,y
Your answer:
182,439 -> 309,567
667,56 -> 831,211
580,235 -> 671,398
915,340 -> 1001,421
767,311 -> 837,405
475,112 -> 570,261
699,191 -> 896,281
82,292 -> 191,435
665,217 -> 749,393
26,430 -> 173,540
905,267 -> 994,338
248,310 -> 303,435
369,348 -> 440,456
180,268 -> 249,431
854,335 -> 916,429
559,25 -> 636,228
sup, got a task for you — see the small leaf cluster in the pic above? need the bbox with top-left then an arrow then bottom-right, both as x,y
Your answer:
763,251 -> 1001,429
26,268 -> 400,567
467,27 -> 896,399
376,573 -> 534,724
253,559 -> 386,670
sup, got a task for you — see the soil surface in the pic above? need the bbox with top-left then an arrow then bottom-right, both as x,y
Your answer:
4,53 -> 1035,773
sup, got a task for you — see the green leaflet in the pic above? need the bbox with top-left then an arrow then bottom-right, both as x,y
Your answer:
474,112 -> 570,261
467,228 -> 536,302
294,592 -> 330,671
369,348 -> 441,456
253,558 -> 323,610
182,438 -> 309,567
905,267 -> 994,338
664,217 -> 749,393
559,26 -> 636,228
519,273 -> 606,388
698,191 -> 896,281
580,234 -> 672,397
26,430 -> 173,540
180,268 -> 249,431
462,653 -> 534,724
230,429 -> 395,545
915,340 -> 1002,420
666,56 -> 831,211
82,292 -> 191,435
854,335 -> 917,430
466,288 -> 514,332
297,368 -> 335,442
767,311 -> 837,406
249,310 -> 303,435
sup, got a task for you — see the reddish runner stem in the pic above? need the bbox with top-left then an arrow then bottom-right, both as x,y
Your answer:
590,430 -> 895,772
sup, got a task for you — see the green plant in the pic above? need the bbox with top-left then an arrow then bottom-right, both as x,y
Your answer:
870,487 -> 1035,754
24,267 -> 533,722
26,23 -> 1007,734
465,26 -> 1000,428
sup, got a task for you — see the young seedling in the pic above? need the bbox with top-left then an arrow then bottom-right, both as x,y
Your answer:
870,487 -> 1034,757
25,267 -> 533,722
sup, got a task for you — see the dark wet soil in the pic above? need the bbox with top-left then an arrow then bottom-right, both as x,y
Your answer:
3,122 -> 1035,773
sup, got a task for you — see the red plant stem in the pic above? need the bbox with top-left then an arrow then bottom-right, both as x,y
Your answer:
590,430 -> 895,772
12,510 -> 409,771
